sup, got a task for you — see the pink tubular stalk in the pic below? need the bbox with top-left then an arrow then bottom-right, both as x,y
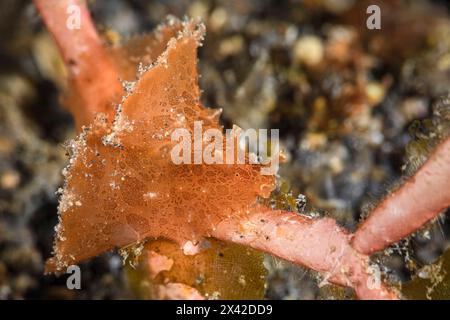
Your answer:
39,0 -> 450,301
353,136 -> 450,255
33,0 -> 122,129
33,0 -> 401,300
212,207 -> 399,300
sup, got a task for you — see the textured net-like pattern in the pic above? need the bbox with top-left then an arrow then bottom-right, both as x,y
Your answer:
47,18 -> 275,272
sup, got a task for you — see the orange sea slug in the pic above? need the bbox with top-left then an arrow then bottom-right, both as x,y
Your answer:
48,18 -> 275,272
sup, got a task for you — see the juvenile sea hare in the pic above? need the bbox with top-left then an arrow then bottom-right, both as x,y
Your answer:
47,18 -> 275,272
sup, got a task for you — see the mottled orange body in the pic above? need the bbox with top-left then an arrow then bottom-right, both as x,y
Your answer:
47,19 -> 274,272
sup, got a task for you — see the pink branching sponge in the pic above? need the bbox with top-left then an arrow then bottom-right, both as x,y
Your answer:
34,0 -> 450,300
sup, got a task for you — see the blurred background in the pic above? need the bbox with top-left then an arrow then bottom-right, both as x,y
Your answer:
0,0 -> 450,299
